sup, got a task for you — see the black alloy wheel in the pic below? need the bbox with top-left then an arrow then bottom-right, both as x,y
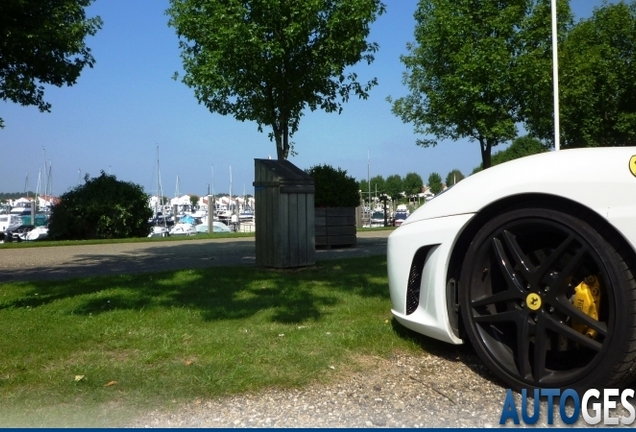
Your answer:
459,207 -> 636,392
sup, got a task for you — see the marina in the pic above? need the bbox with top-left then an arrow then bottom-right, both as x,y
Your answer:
0,192 -> 256,243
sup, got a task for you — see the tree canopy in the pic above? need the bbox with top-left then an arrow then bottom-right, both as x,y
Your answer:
554,1 -> 636,147
0,0 -> 102,128
390,0 -> 572,168
48,172 -> 152,240
445,169 -> 464,187
472,135 -> 548,173
359,172 -> 423,207
369,175 -> 385,197
384,174 -> 403,200
403,172 -> 423,197
427,172 -> 443,195
167,0 -> 385,160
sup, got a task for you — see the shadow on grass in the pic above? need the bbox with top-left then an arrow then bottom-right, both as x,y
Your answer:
1,255 -> 389,325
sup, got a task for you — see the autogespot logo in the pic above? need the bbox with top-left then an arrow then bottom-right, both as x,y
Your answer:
499,388 -> 636,426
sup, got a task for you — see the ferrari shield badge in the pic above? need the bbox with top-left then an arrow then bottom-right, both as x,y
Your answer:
631,155 -> 636,177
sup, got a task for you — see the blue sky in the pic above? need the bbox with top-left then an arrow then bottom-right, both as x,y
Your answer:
0,0 -> 613,198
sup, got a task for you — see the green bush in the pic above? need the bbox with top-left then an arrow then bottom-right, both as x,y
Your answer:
48,172 -> 152,240
306,164 -> 360,208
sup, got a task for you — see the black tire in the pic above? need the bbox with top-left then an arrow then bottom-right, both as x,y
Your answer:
459,206 -> 636,393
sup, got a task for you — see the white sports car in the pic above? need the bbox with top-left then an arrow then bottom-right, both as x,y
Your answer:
387,147 -> 636,393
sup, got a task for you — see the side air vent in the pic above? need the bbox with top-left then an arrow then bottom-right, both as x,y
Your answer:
406,246 -> 432,315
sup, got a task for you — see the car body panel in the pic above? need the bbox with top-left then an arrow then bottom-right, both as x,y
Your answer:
388,147 -> 636,345
402,147 -> 636,251
388,213 -> 473,344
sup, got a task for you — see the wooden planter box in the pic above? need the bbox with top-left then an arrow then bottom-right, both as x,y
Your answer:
315,207 -> 356,248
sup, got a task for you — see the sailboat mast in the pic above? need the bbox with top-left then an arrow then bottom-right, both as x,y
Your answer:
36,170 -> 41,196
229,166 -> 234,215
155,146 -> 160,214
42,148 -> 47,202
47,161 -> 52,198
211,165 -> 215,196
367,150 -> 371,209
156,146 -> 167,228
211,164 -> 215,217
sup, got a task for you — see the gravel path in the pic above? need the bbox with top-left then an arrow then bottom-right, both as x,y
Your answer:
129,350 -> 511,428
129,349 -> 634,429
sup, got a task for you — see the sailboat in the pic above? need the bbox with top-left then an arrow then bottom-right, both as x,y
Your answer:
11,156 -> 51,241
148,146 -> 171,237
239,184 -> 254,221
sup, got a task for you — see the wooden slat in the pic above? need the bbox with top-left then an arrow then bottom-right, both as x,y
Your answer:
275,192 -> 287,268
314,206 -> 357,248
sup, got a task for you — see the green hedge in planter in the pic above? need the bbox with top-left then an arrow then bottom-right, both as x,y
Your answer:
306,164 -> 360,208
307,164 -> 359,247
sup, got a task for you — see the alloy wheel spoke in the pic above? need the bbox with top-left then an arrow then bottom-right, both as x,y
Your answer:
553,295 -> 608,338
502,229 -> 535,277
535,233 -> 576,280
471,289 -> 522,308
516,316 -> 535,380
492,237 -> 526,293
532,314 -> 549,382
544,243 -> 587,293
544,314 -> 603,351
473,309 -> 521,325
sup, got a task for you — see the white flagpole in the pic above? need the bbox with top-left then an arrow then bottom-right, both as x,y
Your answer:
552,0 -> 561,151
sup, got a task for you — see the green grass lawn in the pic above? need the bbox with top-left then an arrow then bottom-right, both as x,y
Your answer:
0,255 -> 423,427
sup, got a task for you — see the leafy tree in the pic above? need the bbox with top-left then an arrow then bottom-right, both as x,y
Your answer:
167,0 -> 385,160
358,179 -> 369,193
384,174 -> 403,200
390,0 -> 571,168
427,172 -> 443,195
554,1 -> 636,147
472,135 -> 548,173
403,172 -> 423,197
495,135 -> 547,163
306,164 -> 360,207
358,178 -> 371,205
0,0 -> 102,128
189,194 -> 200,209
369,175 -> 385,196
445,169 -> 464,187
515,0 -> 573,146
48,172 -> 152,240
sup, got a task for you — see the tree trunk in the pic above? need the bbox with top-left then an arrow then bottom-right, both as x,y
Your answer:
274,121 -> 290,160
480,137 -> 493,169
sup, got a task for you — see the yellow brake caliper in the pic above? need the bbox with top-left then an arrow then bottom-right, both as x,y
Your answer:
571,276 -> 601,339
